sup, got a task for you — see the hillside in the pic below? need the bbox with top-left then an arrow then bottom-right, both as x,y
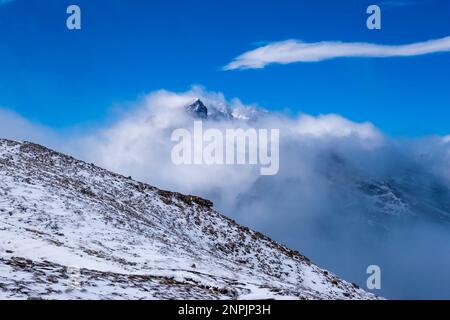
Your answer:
0,139 -> 378,300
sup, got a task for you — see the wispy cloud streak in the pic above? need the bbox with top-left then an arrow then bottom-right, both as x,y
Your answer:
224,36 -> 450,70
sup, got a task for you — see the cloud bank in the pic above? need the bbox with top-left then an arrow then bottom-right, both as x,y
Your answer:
2,88 -> 450,299
224,36 -> 450,70
69,88 -> 384,204
70,90 -> 450,299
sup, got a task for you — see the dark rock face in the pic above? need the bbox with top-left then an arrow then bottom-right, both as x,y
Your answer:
186,99 -> 208,119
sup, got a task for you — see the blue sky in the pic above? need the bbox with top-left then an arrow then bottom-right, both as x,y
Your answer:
0,0 -> 449,136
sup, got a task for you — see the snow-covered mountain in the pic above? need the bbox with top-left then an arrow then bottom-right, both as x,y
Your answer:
0,139 -> 378,300
184,99 -> 266,121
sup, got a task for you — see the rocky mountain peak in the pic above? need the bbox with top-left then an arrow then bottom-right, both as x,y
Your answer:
185,99 -> 208,119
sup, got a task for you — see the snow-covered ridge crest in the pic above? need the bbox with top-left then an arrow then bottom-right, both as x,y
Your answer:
0,139 -> 379,300
184,98 -> 264,121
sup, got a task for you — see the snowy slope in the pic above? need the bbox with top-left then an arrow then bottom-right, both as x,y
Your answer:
0,139 -> 378,300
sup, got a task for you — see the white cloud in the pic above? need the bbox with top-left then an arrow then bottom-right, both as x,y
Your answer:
224,36 -> 450,70
295,114 -> 382,141
71,88 -> 384,200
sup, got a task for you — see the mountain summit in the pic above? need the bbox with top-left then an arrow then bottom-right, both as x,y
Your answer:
0,139 -> 378,299
185,99 -> 208,119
